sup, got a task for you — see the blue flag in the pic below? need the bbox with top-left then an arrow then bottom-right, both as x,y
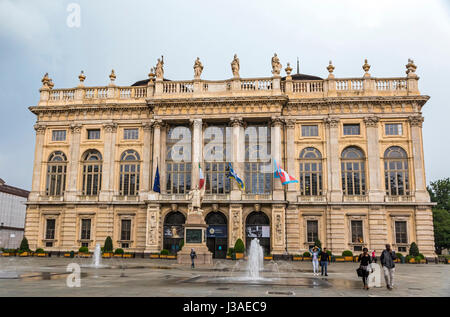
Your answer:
226,163 -> 245,191
153,164 -> 160,193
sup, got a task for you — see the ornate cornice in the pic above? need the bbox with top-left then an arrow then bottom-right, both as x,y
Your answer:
34,123 -> 46,135
408,115 -> 424,127
364,116 -> 379,127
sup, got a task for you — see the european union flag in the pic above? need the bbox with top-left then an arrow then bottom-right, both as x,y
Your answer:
153,164 -> 161,193
226,163 -> 245,191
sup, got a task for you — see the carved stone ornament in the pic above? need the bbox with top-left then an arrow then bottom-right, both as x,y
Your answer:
285,119 -> 296,129
41,73 -> 50,88
285,62 -> 293,77
364,116 -> 379,127
69,123 -> 82,134
406,58 -> 417,76
271,53 -> 282,76
275,214 -> 283,243
103,122 -> 117,133
193,57 -> 204,79
190,118 -> 203,129
231,54 -> 240,78
109,69 -> 116,82
147,211 -> 158,245
327,60 -> 335,75
152,119 -> 164,130
408,115 -> 424,127
362,59 -> 371,73
229,117 -> 244,128
78,71 -> 86,83
324,117 -> 340,128
232,209 -> 241,243
142,122 -> 152,131
271,117 -> 284,127
34,124 -> 46,135
155,56 -> 164,80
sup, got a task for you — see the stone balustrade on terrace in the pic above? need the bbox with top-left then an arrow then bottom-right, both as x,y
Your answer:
37,75 -> 420,106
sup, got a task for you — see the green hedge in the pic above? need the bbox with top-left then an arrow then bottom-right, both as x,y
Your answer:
342,250 -> 353,256
303,251 -> 311,257
160,249 -> 169,255
114,248 -> 124,255
35,248 -> 45,253
79,246 -> 89,253
227,247 -> 234,257
234,239 -> 245,253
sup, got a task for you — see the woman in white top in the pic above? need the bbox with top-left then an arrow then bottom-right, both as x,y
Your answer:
309,246 -> 321,276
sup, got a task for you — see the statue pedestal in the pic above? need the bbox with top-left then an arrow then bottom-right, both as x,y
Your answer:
177,208 -> 213,265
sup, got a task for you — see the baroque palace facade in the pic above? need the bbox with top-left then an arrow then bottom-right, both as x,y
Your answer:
25,55 -> 435,258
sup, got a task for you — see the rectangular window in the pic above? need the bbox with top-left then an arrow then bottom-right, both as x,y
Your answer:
124,128 -> 139,140
395,221 -> 407,244
351,220 -> 364,243
385,123 -> 403,136
87,129 -> 100,140
52,130 -> 66,141
81,219 -> 91,240
45,242 -> 53,247
307,220 -> 318,243
301,125 -> 318,137
343,124 -> 360,135
45,219 -> 56,240
121,219 -> 131,241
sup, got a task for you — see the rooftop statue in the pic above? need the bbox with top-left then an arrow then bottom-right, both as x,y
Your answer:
271,53 -> 282,76
193,57 -> 204,79
155,56 -> 164,80
231,54 -> 240,78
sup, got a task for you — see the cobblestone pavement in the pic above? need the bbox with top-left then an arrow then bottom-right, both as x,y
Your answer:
0,257 -> 448,297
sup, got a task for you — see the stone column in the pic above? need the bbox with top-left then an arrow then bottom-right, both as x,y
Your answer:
364,116 -> 384,202
145,204 -> 161,253
30,124 -> 46,200
100,122 -> 117,201
285,205 -> 300,254
140,122 -> 153,200
285,119 -> 297,201
271,204 -> 286,255
151,120 -> 162,198
271,117 -> 284,200
230,117 -> 244,200
191,118 -> 203,190
65,123 -> 82,201
229,204 -> 243,248
409,115 -> 430,202
324,117 -> 342,202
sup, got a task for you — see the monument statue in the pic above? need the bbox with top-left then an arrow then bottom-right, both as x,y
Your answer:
231,54 -> 240,78
193,57 -> 203,79
188,185 -> 204,213
271,53 -> 282,76
155,56 -> 164,80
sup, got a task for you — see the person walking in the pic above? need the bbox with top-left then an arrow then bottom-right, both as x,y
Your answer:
190,248 -> 197,269
358,247 -> 373,290
371,250 -> 376,263
319,247 -> 330,276
380,244 -> 397,290
309,246 -> 321,276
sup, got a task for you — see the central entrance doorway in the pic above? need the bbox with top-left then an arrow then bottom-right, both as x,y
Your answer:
246,211 -> 271,255
163,211 -> 186,254
205,211 -> 228,259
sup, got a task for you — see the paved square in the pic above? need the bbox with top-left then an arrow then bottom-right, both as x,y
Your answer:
0,257 -> 448,297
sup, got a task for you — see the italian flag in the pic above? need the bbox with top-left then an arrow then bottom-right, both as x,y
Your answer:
199,163 -> 205,190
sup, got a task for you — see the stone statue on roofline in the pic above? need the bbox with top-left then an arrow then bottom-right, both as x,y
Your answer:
155,56 -> 164,80
271,53 -> 282,76
231,54 -> 240,78
193,57 -> 203,79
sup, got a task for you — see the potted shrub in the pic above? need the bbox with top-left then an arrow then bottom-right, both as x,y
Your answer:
405,255 -> 414,263
264,252 -> 273,260
417,253 -> 426,264
167,253 -> 177,259
18,237 -> 31,256
35,248 -> 47,257
234,239 -> 245,259
395,252 -> 404,263
342,250 -> 353,262
302,251 -> 312,261
2,249 -> 17,257
292,254 -> 302,261
123,252 -> 133,258
149,253 -> 160,259
160,249 -> 169,259
407,242 -> 420,263
103,236 -> 114,257
114,248 -> 124,258
226,247 -> 234,259
78,246 -> 90,257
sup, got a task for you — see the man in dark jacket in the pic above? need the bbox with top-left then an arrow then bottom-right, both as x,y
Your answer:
380,244 -> 397,290
190,249 -> 197,269
319,248 -> 330,276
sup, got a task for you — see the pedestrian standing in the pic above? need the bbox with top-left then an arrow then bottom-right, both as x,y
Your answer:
358,247 -> 373,290
309,246 -> 321,276
190,248 -> 197,269
319,247 -> 330,276
380,244 -> 397,290
371,250 -> 376,263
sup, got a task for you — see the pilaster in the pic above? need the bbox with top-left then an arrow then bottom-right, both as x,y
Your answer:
285,205 -> 300,254
190,118 -> 203,189
324,117 -> 342,202
30,123 -> 46,200
229,204 -> 243,248
271,117 -> 284,200
140,122 -> 153,200
364,116 -> 384,202
271,204 -> 286,255
230,118 -> 244,200
285,119 -> 297,200
409,115 -> 430,202
65,123 -> 82,201
145,204 -> 161,253
99,122 -> 117,201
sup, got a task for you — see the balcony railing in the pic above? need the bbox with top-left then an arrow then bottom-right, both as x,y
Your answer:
297,195 -> 326,203
385,195 -> 414,203
343,195 -> 368,202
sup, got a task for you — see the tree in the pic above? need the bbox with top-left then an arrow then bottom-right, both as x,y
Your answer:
427,178 -> 450,211
432,209 -> 450,254
409,242 -> 419,257
234,239 -> 245,253
314,239 -> 322,249
104,236 -> 113,253
19,237 -> 30,252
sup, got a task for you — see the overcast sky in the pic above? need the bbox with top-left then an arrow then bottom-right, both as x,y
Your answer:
0,0 -> 449,189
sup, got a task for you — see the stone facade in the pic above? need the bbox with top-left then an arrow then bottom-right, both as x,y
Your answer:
25,57 -> 435,257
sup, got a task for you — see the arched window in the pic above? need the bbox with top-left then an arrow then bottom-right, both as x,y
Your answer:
46,151 -> 67,196
299,147 -> 323,196
341,146 -> 366,195
119,150 -> 140,196
81,150 -> 102,196
384,146 -> 409,196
